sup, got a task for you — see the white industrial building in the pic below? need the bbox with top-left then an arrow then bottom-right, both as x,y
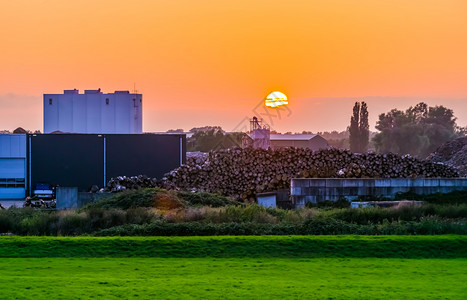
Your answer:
0,135 -> 27,199
44,89 -> 142,134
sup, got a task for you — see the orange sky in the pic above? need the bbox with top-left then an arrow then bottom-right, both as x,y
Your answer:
1,0 -> 466,133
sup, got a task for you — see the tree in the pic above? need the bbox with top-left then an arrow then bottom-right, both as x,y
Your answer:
13,127 -> 28,134
349,102 -> 369,153
189,126 -> 223,134
373,102 -> 459,158
359,102 -> 369,152
166,129 -> 184,133
187,129 -> 245,152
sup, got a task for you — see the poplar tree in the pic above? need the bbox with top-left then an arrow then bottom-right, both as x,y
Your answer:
359,102 -> 369,152
349,101 -> 369,153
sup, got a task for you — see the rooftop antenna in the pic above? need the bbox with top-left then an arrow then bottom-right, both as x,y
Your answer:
133,82 -> 138,94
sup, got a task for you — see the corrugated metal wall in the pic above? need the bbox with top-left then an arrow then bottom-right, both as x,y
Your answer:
0,135 -> 27,199
43,92 -> 143,134
28,134 -> 185,193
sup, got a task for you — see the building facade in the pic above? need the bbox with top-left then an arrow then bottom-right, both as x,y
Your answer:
43,89 -> 142,134
269,134 -> 328,151
0,133 -> 186,199
0,135 -> 27,199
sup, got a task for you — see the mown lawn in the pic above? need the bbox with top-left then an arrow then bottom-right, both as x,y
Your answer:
1,236 -> 466,299
2,257 -> 466,299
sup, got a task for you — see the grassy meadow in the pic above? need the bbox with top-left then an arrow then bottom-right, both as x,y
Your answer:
1,235 -> 466,299
3,257 -> 466,299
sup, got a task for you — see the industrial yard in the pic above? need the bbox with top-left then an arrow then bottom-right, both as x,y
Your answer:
2,1 -> 467,299
1,90 -> 466,299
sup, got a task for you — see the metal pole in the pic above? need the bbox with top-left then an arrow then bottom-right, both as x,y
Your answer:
103,136 -> 106,187
180,137 -> 183,166
28,135 -> 32,195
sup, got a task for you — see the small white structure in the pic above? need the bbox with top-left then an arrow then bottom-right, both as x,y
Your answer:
0,134 -> 27,199
44,89 -> 142,134
257,192 -> 277,208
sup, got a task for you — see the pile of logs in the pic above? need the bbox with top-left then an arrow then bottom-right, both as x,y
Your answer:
104,175 -> 158,192
162,147 -> 459,201
186,151 -> 209,164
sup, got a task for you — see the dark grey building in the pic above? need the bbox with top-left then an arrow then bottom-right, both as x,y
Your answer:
27,133 -> 185,193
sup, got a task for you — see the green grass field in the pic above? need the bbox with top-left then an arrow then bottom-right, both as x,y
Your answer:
1,236 -> 466,299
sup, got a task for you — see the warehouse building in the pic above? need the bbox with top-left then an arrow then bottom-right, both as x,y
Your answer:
0,133 -> 185,199
245,133 -> 328,151
44,89 -> 142,134
0,135 -> 27,199
0,88 -> 185,200
28,133 -> 185,193
269,134 -> 328,150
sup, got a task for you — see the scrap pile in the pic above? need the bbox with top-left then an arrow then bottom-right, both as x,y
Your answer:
163,147 -> 459,201
104,175 -> 158,192
427,136 -> 467,177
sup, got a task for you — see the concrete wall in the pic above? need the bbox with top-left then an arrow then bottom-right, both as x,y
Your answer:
77,192 -> 112,208
56,187 -> 112,209
56,187 -> 79,209
44,90 -> 142,134
291,178 -> 467,208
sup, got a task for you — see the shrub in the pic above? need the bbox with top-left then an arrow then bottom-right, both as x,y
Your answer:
81,188 -> 162,210
82,189 -> 238,211
176,191 -> 238,207
17,212 -> 59,236
56,211 -> 90,236
305,198 -> 351,209
395,190 -> 467,204
125,207 -> 158,224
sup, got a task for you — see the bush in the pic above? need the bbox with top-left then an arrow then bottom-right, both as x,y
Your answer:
56,212 -> 90,236
395,190 -> 467,204
93,218 -> 467,236
17,212 -> 59,236
305,198 -> 351,209
93,222 -> 300,236
82,188 -> 162,210
176,191 -> 238,207
2,197 -> 466,236
82,188 -> 241,211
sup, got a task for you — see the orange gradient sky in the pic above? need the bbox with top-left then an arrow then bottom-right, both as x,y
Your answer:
0,0 -> 466,133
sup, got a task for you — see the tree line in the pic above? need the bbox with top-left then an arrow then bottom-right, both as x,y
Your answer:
170,102 -> 465,158
348,101 -> 464,158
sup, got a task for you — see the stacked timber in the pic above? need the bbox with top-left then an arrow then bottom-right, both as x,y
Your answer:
104,175 -> 158,192
163,148 -> 459,201
186,151 -> 209,165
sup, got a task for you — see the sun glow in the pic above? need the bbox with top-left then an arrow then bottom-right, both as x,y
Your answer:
265,91 -> 288,108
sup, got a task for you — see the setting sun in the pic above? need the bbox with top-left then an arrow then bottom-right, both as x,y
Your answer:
265,91 -> 288,108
